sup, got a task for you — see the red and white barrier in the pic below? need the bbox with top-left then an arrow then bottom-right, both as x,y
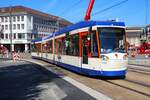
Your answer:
13,52 -> 21,62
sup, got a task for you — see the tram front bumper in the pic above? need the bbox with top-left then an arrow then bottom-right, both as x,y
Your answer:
99,70 -> 127,76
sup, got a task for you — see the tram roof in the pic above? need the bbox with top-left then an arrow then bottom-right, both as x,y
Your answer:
32,20 -> 125,43
55,20 -> 125,36
31,33 -> 53,43
32,37 -> 43,43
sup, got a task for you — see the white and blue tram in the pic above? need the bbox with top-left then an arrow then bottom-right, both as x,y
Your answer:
31,21 -> 128,77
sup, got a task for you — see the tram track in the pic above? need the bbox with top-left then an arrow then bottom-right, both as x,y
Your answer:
105,79 -> 150,97
26,59 -> 150,100
51,64 -> 150,97
38,60 -> 150,98
124,78 -> 150,88
128,68 -> 150,75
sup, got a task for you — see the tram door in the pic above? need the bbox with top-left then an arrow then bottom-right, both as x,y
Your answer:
82,36 -> 88,64
80,32 -> 90,65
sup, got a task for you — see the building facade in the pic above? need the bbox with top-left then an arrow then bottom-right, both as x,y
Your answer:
126,27 -> 144,47
146,25 -> 150,43
0,6 -> 71,52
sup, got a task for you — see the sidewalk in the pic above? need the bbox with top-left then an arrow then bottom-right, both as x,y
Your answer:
128,55 -> 150,67
23,58 -> 113,100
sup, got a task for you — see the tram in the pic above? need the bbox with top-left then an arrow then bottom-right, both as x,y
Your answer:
31,0 -> 128,77
31,21 -> 128,77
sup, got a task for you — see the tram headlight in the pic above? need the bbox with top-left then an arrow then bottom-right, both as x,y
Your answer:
101,55 -> 109,61
123,55 -> 128,60
115,54 -> 118,58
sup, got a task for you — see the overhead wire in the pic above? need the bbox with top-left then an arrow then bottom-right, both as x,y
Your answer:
59,0 -> 128,22
59,0 -> 82,16
92,0 -> 128,16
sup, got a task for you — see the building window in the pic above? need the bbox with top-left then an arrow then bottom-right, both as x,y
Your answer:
21,24 -> 24,29
13,16 -> 16,22
22,33 -> 25,39
0,33 -> 4,39
5,17 -> 8,22
13,24 -> 16,30
17,16 -> 20,21
17,24 -> 20,29
21,16 -> 24,21
18,33 -> 25,39
18,33 -> 22,39
5,25 -> 8,30
18,33 -> 21,39
1,17 -> 4,22
5,34 -> 8,39
13,33 -> 16,39
2,25 -> 4,30
27,34 -> 31,39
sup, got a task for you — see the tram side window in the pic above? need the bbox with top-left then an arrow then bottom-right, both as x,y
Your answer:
35,43 -> 42,52
54,39 -> 57,54
31,43 -> 37,52
42,43 -> 47,53
43,42 -> 52,53
55,38 -> 62,54
48,40 -> 53,53
57,39 -> 62,54
62,33 -> 79,56
91,31 -> 98,57
62,34 -> 71,55
71,34 -> 79,56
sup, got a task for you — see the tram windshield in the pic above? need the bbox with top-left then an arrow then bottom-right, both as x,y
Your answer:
98,27 -> 126,53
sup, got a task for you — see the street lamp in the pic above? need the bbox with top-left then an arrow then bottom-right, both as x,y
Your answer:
9,6 -> 13,59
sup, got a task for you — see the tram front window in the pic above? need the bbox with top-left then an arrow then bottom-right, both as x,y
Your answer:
98,27 -> 125,53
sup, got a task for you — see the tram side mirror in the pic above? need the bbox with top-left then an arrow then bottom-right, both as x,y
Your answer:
87,35 -> 90,40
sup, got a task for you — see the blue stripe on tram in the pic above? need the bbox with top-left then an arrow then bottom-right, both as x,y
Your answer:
32,56 -> 126,77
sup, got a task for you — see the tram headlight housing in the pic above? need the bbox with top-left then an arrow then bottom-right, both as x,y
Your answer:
123,55 -> 128,60
101,55 -> 109,61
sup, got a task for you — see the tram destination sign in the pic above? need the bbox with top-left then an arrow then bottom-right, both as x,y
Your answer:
100,28 -> 123,33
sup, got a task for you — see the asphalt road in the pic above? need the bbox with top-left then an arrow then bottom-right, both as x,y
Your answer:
0,60 -> 96,100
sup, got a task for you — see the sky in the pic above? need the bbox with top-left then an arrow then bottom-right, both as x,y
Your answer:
0,0 -> 150,27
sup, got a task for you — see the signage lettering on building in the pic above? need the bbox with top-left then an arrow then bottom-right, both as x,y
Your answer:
14,41 -> 23,43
